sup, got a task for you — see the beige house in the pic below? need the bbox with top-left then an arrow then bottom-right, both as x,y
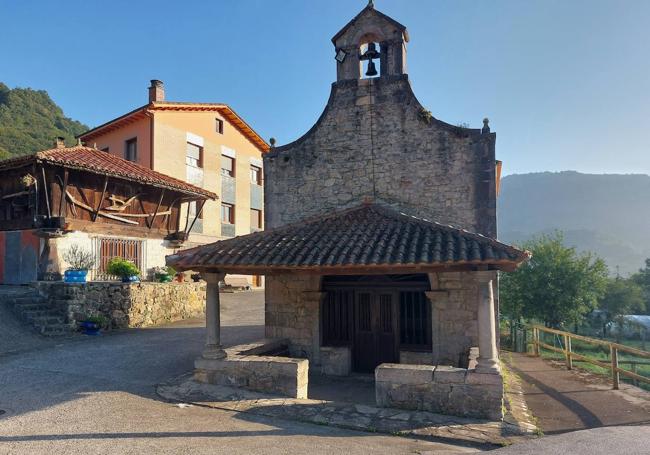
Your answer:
79,81 -> 269,287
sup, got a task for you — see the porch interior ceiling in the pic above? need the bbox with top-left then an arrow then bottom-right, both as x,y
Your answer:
166,203 -> 530,273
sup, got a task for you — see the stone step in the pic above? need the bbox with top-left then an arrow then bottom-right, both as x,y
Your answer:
17,308 -> 55,320
13,302 -> 51,311
6,296 -> 47,306
28,314 -> 66,326
39,323 -> 76,336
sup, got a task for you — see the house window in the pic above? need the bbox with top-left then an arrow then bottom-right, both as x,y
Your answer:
216,118 -> 224,134
250,165 -> 262,185
186,142 -> 202,168
125,138 -> 137,162
399,291 -> 431,349
98,238 -> 143,279
221,203 -> 234,224
250,208 -> 262,229
101,147 -> 110,153
221,155 -> 235,177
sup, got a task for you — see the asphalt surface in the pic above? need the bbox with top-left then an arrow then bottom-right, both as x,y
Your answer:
505,352 -> 650,434
0,290 -> 475,454
489,424 -> 650,455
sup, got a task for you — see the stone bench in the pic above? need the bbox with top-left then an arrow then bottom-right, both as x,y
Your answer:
375,362 -> 503,420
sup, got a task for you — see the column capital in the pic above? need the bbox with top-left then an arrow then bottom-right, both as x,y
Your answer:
425,290 -> 449,302
475,270 -> 496,283
201,271 -> 226,284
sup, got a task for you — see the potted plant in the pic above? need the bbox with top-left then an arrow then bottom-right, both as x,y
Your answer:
79,314 -> 107,336
152,266 -> 174,283
62,245 -> 95,283
106,257 -> 141,283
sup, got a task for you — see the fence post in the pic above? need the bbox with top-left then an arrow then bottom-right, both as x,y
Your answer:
564,334 -> 573,370
533,327 -> 540,356
610,345 -> 619,390
631,363 -> 639,387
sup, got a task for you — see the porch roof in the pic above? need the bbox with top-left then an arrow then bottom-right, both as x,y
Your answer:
166,203 -> 530,274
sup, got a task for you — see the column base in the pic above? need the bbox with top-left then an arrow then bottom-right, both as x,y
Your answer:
475,358 -> 500,374
202,345 -> 227,360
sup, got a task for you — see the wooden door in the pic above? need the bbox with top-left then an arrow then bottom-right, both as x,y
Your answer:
353,290 -> 398,373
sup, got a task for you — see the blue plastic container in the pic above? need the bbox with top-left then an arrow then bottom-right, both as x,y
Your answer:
121,275 -> 140,283
64,269 -> 88,283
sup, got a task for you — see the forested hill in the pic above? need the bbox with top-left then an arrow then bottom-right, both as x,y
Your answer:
0,82 -> 88,159
498,171 -> 650,276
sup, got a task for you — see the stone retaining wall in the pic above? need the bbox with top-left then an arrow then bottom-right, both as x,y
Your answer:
194,339 -> 308,399
375,363 -> 503,420
32,281 -> 206,328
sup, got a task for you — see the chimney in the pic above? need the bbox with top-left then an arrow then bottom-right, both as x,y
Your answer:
54,137 -> 66,149
148,79 -> 165,102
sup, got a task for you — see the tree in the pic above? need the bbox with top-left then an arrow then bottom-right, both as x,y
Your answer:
598,277 -> 645,339
631,259 -> 650,315
0,82 -> 88,157
501,232 -> 608,328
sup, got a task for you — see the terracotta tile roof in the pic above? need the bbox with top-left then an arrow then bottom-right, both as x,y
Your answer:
0,146 -> 216,199
167,204 -> 530,273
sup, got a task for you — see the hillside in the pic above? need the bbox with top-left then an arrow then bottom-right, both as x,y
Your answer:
498,171 -> 650,276
0,82 -> 88,158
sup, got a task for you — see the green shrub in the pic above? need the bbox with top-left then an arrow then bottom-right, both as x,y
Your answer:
106,258 -> 141,278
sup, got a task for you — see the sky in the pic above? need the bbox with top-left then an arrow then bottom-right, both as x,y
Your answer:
1,0 -> 649,176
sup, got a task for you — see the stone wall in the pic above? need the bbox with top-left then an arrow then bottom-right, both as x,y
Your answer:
32,281 -> 206,328
194,339 -> 308,399
264,76 -> 496,238
375,363 -> 503,420
264,274 -> 322,359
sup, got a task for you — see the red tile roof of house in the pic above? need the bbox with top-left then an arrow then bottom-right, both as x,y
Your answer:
167,203 -> 530,274
0,146 -> 216,199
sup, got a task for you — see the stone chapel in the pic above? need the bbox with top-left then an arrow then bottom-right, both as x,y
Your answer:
168,2 -> 530,419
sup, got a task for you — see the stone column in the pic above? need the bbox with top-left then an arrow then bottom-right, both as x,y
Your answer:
475,271 -> 499,373
425,290 -> 448,365
201,272 -> 226,360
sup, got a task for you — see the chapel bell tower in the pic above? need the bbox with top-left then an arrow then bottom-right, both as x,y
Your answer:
332,0 -> 409,81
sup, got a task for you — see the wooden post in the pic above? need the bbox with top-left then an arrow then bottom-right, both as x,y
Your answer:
41,167 -> 51,218
58,170 -> 68,217
564,334 -> 573,370
93,176 -> 109,222
610,345 -> 619,390
148,189 -> 165,230
186,199 -> 206,235
533,327 -> 540,356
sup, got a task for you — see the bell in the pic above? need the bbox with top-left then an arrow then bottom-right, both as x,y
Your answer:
365,60 -> 378,77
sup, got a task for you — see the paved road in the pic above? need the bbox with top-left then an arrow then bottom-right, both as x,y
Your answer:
0,290 -> 474,454
490,424 -> 650,455
505,352 -> 650,434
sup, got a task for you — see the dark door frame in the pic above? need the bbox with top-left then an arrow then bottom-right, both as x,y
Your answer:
321,274 -> 431,374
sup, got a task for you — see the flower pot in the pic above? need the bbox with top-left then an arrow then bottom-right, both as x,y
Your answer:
64,269 -> 88,283
156,274 -> 172,283
121,275 -> 140,283
79,321 -> 100,336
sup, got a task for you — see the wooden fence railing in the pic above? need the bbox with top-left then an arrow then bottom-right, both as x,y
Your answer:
532,325 -> 650,390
